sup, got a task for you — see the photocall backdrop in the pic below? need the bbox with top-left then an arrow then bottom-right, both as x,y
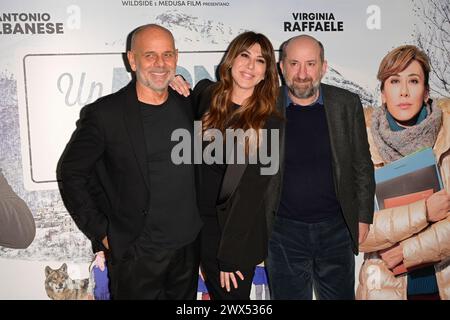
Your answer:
0,0 -> 448,299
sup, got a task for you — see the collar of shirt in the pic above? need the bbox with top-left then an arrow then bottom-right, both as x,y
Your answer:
284,85 -> 324,107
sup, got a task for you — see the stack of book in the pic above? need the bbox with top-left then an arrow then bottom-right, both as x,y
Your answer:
374,147 -> 443,275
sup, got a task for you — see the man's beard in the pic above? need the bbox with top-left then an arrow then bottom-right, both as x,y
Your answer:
286,77 -> 321,99
139,68 -> 174,92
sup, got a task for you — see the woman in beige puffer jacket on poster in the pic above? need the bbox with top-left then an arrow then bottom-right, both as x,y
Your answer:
356,45 -> 450,300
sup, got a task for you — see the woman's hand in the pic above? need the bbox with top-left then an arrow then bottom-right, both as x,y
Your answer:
169,75 -> 191,97
426,190 -> 450,222
220,270 -> 245,292
379,243 -> 404,269
92,251 -> 106,271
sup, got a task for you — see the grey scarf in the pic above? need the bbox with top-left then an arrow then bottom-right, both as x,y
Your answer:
371,101 -> 442,163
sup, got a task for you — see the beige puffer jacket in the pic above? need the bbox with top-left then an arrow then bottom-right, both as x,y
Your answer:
356,99 -> 450,300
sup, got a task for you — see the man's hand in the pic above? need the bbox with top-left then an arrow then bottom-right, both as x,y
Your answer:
379,243 -> 404,269
102,236 -> 109,250
426,190 -> 450,222
169,75 -> 191,97
358,222 -> 370,244
220,271 -> 244,292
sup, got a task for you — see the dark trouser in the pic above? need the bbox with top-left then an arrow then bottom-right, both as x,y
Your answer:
408,293 -> 440,300
200,215 -> 255,300
109,238 -> 200,300
267,214 -> 355,300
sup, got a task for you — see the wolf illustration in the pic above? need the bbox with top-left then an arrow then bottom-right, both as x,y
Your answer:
44,263 -> 93,300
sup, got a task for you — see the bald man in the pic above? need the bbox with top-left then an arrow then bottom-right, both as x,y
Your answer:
265,35 -> 375,299
58,24 -> 202,299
